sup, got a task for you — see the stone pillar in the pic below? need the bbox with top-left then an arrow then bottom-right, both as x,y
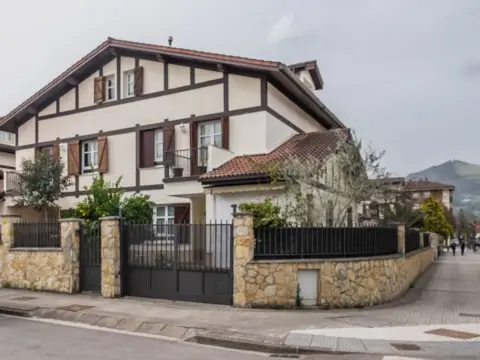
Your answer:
233,212 -> 254,307
100,216 -> 121,298
1,215 -> 22,249
419,232 -> 424,248
397,223 -> 406,255
59,219 -> 83,293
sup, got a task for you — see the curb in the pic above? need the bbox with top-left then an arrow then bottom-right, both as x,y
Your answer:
186,334 -> 356,355
0,302 -> 37,318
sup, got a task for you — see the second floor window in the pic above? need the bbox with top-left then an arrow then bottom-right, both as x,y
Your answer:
155,130 -> 163,163
106,75 -> 116,101
199,121 -> 222,148
82,140 -> 98,172
0,131 -> 13,142
124,71 -> 135,98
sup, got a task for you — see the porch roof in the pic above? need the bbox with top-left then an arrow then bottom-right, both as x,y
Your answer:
200,128 -> 350,184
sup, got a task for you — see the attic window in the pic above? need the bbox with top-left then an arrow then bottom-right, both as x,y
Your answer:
105,75 -> 116,101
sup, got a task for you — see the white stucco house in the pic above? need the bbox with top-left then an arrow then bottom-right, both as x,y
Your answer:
0,37 -> 350,223
0,122 -> 17,214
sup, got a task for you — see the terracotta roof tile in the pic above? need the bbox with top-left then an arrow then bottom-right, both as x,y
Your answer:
405,180 -> 454,191
200,129 -> 350,181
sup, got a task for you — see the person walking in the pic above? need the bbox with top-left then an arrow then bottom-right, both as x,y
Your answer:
451,240 -> 457,256
461,239 -> 466,256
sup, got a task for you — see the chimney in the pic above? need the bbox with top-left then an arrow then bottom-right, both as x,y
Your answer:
168,36 -> 173,46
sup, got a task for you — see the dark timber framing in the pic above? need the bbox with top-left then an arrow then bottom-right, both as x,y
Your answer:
37,78 -> 223,121
223,72 -> 229,112
64,184 -> 164,198
75,86 -> 79,109
190,67 -> 195,85
116,57 -> 121,101
260,76 -> 267,107
34,115 -> 39,144
56,99 -> 60,114
164,62 -> 169,90
135,124 -> 140,192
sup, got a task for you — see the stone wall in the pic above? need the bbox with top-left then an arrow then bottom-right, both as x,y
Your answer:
0,217 -> 81,293
233,213 -> 435,309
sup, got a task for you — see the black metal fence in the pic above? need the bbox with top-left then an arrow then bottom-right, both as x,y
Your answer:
405,228 -> 421,253
423,232 -> 431,248
123,221 -> 232,270
165,147 -> 208,178
253,225 -> 398,260
12,221 -> 61,248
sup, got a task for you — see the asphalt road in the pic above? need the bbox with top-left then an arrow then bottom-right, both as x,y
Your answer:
0,315 -> 270,360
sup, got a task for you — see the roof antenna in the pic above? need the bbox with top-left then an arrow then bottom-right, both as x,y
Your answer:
168,36 -> 173,47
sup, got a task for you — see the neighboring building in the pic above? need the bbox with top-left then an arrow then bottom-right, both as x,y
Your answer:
0,116 -> 16,211
359,177 -> 455,222
0,37 -> 348,222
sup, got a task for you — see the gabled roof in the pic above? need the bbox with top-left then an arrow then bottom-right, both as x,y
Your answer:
405,180 -> 455,192
200,128 -> 350,183
0,38 -> 345,132
288,61 -> 324,90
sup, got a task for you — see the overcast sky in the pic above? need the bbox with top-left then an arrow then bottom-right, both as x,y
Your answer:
1,0 -> 478,175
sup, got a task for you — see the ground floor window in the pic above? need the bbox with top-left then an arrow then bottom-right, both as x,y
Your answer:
153,205 -> 175,238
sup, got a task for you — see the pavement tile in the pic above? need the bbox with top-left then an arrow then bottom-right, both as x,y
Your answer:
335,337 -> 367,352
76,313 -> 101,325
54,309 -> 81,322
284,333 -> 313,347
115,318 -> 143,332
96,316 -> 121,329
309,334 -> 336,349
158,325 -> 187,339
362,339 -> 399,354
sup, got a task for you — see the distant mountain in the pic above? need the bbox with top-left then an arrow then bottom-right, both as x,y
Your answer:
408,160 -> 480,215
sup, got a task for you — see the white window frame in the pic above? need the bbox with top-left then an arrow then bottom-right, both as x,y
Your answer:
154,130 -> 164,163
82,140 -> 99,172
0,131 -> 13,143
153,205 -> 175,239
198,120 -> 221,165
423,191 -> 431,197
105,75 -> 116,101
124,70 -> 135,98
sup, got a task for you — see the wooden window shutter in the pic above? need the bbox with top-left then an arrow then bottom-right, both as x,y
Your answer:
52,144 -> 60,160
190,122 -> 199,175
134,66 -> 144,96
140,130 -> 155,168
97,136 -> 109,173
94,76 -> 106,104
163,124 -> 175,165
67,141 -> 80,176
221,117 -> 229,150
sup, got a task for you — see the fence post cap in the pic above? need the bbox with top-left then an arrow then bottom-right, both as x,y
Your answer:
232,212 -> 253,217
59,218 -> 84,223
99,216 -> 122,220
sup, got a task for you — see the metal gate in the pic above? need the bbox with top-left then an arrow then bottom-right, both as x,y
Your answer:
121,221 -> 233,305
79,224 -> 101,293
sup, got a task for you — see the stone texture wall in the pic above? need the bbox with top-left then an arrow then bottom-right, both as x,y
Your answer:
0,217 -> 81,293
233,213 -> 435,309
100,217 -> 121,298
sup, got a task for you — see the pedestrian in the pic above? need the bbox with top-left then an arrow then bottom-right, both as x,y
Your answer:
451,241 -> 456,256
461,239 -> 466,256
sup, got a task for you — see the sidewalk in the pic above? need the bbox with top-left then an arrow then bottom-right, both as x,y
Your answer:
0,250 -> 479,356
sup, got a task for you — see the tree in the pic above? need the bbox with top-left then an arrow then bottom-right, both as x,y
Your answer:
14,150 -> 71,219
457,208 -> 474,239
421,197 -> 453,238
239,199 -> 286,228
270,131 -> 389,226
380,192 -> 423,228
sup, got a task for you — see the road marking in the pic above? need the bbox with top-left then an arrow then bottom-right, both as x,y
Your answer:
0,314 -> 272,357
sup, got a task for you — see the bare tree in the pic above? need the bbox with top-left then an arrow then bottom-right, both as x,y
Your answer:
270,131 -> 389,226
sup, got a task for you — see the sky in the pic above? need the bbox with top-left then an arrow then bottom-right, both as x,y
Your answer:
1,0 -> 479,176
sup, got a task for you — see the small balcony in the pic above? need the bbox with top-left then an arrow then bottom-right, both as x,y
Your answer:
164,147 -> 209,181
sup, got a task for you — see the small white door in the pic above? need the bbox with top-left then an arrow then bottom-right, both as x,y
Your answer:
297,270 -> 318,306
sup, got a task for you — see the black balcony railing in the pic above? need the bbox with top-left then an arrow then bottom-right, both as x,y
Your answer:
165,147 -> 208,178
5,171 -> 21,194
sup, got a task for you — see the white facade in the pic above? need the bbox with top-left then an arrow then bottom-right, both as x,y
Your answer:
3,50 -> 337,222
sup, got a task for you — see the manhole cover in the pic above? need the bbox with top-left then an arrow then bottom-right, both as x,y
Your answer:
459,313 -> 480,318
391,343 -> 421,351
56,304 -> 94,312
11,296 -> 38,301
425,328 -> 480,340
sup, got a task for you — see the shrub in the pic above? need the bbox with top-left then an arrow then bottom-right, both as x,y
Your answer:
421,197 -> 453,238
239,199 -> 286,228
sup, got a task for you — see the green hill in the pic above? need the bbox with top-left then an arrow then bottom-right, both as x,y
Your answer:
408,160 -> 480,215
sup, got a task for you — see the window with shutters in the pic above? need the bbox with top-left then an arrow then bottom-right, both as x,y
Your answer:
82,140 -> 98,172
124,70 -> 135,98
154,130 -> 163,163
153,205 -> 174,239
105,75 -> 116,101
